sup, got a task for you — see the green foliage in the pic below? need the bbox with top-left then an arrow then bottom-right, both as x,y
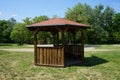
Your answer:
87,26 -> 109,44
32,15 -> 49,23
102,6 -> 115,29
10,23 -> 32,45
65,3 -> 115,44
65,32 -> 73,44
37,32 -> 52,44
65,3 -> 92,24
111,13 -> 120,43
0,18 -> 16,43
23,17 -> 32,25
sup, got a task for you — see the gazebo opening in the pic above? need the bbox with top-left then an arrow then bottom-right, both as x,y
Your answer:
27,18 -> 89,67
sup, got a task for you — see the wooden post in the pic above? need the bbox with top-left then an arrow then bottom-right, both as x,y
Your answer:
34,28 -> 40,65
61,32 -> 65,46
56,27 -> 69,67
73,32 -> 76,45
72,32 -> 76,55
56,32 -> 59,46
61,32 -> 65,67
81,29 -> 84,61
34,33 -> 37,65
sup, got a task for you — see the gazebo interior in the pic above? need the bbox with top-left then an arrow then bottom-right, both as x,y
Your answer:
27,18 -> 89,67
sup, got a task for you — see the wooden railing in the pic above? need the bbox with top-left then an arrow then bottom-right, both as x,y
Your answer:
64,45 -> 82,55
36,46 -> 64,67
36,45 -> 82,67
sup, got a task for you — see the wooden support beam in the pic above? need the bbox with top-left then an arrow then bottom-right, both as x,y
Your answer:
34,28 -> 40,65
71,32 -> 76,55
34,33 -> 37,65
34,28 -> 40,35
56,32 -> 59,45
56,27 -> 69,33
61,32 -> 65,46
64,27 -> 69,32
56,26 -> 69,46
71,32 -> 76,45
80,29 -> 84,61
56,27 -> 63,32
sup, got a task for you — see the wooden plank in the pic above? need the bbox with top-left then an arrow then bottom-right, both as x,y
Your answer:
39,48 -> 41,64
50,48 -> 53,65
37,48 -> 40,64
61,47 -> 64,66
40,48 -> 43,64
57,48 -> 61,65
46,48 -> 50,65
51,48 -> 53,65
49,48 -> 52,65
54,48 -> 58,65
44,48 -> 47,64
42,48 -> 44,64
52,48 -> 55,65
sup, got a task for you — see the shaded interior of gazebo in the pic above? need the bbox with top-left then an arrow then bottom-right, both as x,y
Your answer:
27,18 -> 89,67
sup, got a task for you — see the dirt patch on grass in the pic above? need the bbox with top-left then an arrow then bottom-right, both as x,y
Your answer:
0,48 -> 34,52
0,47 -> 120,52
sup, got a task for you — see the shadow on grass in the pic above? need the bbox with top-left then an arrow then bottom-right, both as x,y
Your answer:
76,55 -> 108,67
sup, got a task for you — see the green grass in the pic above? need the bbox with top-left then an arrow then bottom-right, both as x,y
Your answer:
95,44 -> 120,49
0,44 -> 120,80
0,43 -> 33,49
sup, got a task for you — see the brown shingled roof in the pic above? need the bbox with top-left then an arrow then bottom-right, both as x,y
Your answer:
27,18 -> 89,28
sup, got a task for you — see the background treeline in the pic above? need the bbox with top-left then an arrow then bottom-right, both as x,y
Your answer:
0,3 -> 120,45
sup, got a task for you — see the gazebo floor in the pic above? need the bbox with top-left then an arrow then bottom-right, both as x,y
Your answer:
65,55 -> 81,66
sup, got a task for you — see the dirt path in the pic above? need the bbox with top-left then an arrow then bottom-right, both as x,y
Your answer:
0,47 -> 120,52
85,49 -> 120,52
0,48 -> 34,52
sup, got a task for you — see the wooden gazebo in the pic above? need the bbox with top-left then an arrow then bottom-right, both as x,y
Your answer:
27,18 -> 89,67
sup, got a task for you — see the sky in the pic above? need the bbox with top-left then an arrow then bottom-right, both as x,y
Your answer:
0,0 -> 120,22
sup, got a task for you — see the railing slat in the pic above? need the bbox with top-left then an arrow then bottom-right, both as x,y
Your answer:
37,48 -> 40,64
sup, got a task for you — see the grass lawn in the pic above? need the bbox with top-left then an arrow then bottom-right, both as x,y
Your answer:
0,43 -> 33,49
0,44 -> 120,80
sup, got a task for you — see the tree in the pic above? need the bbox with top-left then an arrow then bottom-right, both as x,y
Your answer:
87,4 -> 110,43
87,26 -> 109,44
65,3 -> 92,24
32,15 -> 49,23
23,17 -> 32,25
0,18 -> 16,43
111,13 -> 120,43
102,6 -> 115,30
88,4 -> 104,27
0,20 -> 8,42
10,23 -> 31,45
65,3 -> 110,44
